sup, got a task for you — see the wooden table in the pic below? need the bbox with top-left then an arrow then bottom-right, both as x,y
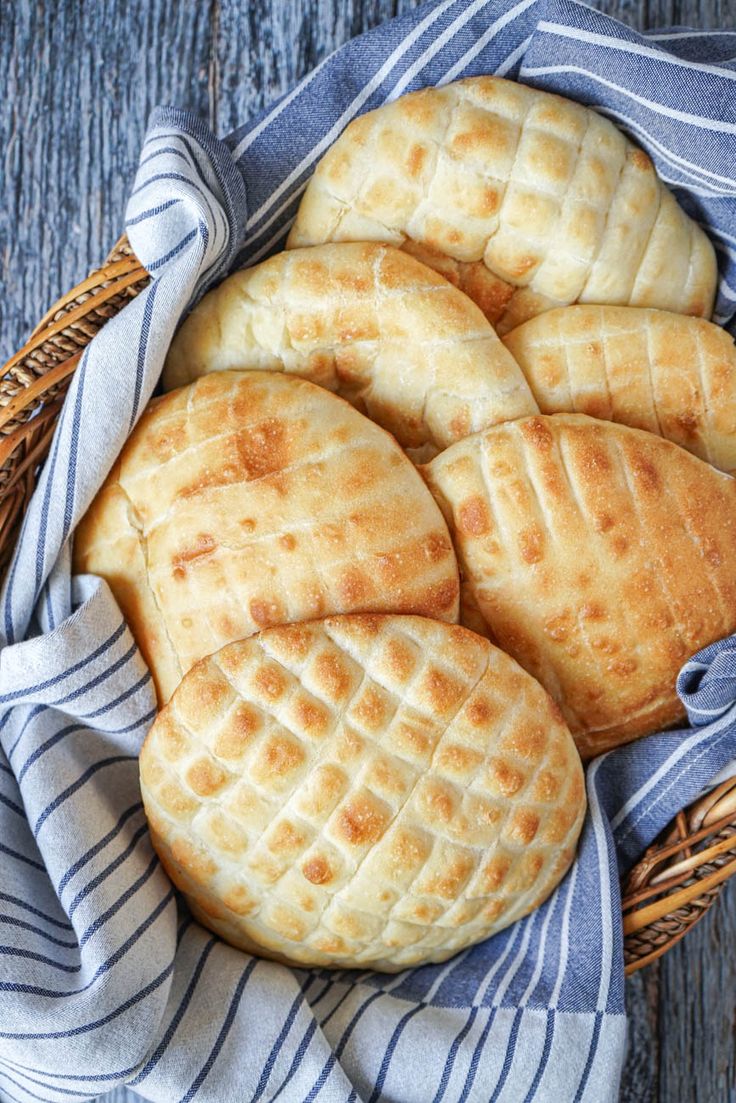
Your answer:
1,3 -> 735,1100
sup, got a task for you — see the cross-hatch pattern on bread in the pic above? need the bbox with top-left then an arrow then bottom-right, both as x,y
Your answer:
163,242 -> 538,459
140,615 -> 585,971
73,372 -> 460,704
502,305 -> 736,475
423,414 -> 736,758
288,77 -> 716,334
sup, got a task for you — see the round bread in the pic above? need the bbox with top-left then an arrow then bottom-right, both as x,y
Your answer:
73,372 -> 459,704
288,77 -> 716,334
139,614 -> 585,971
503,306 -> 736,475
163,243 -> 537,459
423,414 -> 736,758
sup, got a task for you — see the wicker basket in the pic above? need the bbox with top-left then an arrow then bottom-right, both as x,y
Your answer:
2,235 -> 735,976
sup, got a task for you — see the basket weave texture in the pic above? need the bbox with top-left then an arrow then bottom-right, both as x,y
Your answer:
2,235 -> 735,976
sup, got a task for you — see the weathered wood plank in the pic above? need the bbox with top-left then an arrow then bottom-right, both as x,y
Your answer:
0,0 -> 213,361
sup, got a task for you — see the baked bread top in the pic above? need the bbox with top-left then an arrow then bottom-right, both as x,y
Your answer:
139,614 -> 585,971
503,306 -> 736,475
73,372 -> 459,703
163,243 -> 537,459
288,77 -> 716,334
423,414 -> 736,758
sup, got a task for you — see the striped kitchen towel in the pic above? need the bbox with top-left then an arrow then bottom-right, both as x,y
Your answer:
1,2 -> 736,1101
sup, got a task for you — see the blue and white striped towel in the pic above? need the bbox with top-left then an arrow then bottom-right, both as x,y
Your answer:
1,2 -> 736,1101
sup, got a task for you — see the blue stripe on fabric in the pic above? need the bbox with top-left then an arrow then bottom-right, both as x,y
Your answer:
177,959 -> 258,1103
138,145 -> 192,169
17,723 -> 84,784
488,1006 -> 523,1102
128,937 -> 218,1087
0,1067 -> 71,1103
304,988 -> 386,1100
573,1011 -> 604,1102
147,228 -> 199,272
0,914 -> 77,950
0,790 -> 24,818
126,197 -> 182,226
129,279 -> 159,432
431,1007 -> 479,1103
0,1065 -> 91,1100
0,960 -> 173,1039
32,411 -> 66,609
33,755 -> 136,836
269,1019 -> 319,1103
0,891 -> 71,930
0,842 -> 46,873
0,622 -> 126,704
0,890 -> 173,997
458,1008 -> 500,1103
522,1010 -> 556,1103
68,821 -> 149,920
251,979 -> 312,1103
367,1004 -> 425,1103
78,848 -> 159,945
8,705 -> 50,760
128,170 -> 219,232
61,351 -> 88,545
58,800 -> 143,895
0,945 -> 80,974
79,672 -> 152,720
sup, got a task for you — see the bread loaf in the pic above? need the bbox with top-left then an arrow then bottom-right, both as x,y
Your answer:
140,614 -> 585,970
73,372 -> 459,703
423,414 -> 736,757
164,243 -> 537,459
288,77 -> 716,334
503,306 -> 736,474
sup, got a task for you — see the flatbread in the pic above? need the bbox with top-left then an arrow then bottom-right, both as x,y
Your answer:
503,305 -> 736,474
163,243 -> 537,459
140,614 -> 585,970
423,414 -> 736,757
74,372 -> 460,703
288,77 -> 716,334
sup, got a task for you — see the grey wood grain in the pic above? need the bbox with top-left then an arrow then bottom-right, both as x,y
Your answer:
2,2 -> 736,1100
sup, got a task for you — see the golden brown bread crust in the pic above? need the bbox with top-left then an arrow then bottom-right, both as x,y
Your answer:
503,306 -> 736,475
139,614 -> 585,970
163,243 -> 537,458
73,372 -> 460,703
288,77 -> 716,334
423,414 -> 736,758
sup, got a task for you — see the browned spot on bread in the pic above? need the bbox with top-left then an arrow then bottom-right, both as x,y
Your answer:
186,757 -> 229,797
481,852 -> 512,892
506,808 -> 540,845
631,453 -> 662,492
351,685 -> 391,731
222,883 -> 257,916
519,523 -> 544,564
235,417 -> 290,481
422,531 -> 453,562
338,568 -> 371,604
415,577 -> 460,617
279,533 -> 297,551
213,703 -> 262,760
302,855 -> 333,885
459,496 -> 491,537
419,778 -> 457,824
406,143 -> 428,177
249,598 -> 285,628
159,779 -> 198,815
292,695 -> 330,738
254,663 -> 287,700
252,732 -> 306,783
172,533 -> 216,579
390,827 -> 432,870
465,695 -> 496,727
421,850 -> 475,899
171,836 -> 217,882
630,147 -> 652,171
267,819 -> 307,855
489,758 -> 525,797
314,650 -> 353,701
520,417 -> 553,452
336,791 -> 390,846
437,742 -> 484,776
384,637 -> 417,682
421,667 -> 465,713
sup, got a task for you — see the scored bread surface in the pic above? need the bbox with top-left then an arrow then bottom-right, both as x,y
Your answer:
423,414 -> 736,758
503,306 -> 736,474
140,614 -> 585,971
73,372 -> 459,704
288,77 -> 716,333
164,243 -> 538,459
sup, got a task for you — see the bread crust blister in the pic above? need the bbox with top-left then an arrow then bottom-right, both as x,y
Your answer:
140,614 -> 585,971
